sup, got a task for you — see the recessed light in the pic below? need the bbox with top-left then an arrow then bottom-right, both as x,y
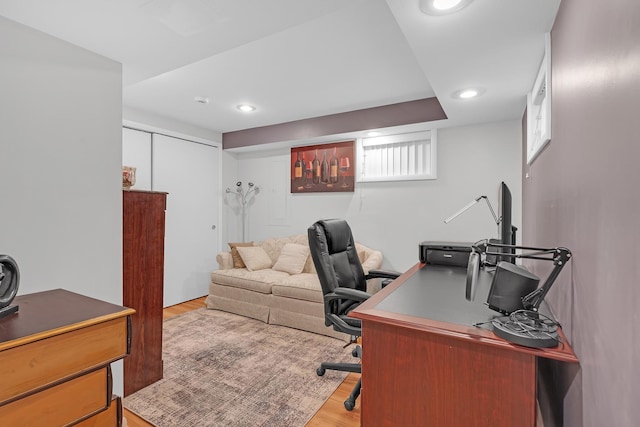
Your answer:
236,104 -> 256,113
366,131 -> 382,137
194,96 -> 209,104
419,0 -> 473,15
452,87 -> 485,99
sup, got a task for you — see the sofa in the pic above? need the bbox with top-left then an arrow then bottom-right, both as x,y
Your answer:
205,234 -> 384,340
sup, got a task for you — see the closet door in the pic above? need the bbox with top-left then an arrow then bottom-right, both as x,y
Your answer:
122,128 -> 152,191
152,134 -> 219,306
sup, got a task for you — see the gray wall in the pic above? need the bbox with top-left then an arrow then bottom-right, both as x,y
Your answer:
0,17 -> 124,393
524,0 -> 640,425
228,120 -> 522,273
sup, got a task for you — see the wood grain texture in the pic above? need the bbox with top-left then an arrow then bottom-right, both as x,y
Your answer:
123,190 -> 167,396
0,317 -> 128,404
76,396 -> 122,427
0,367 -> 111,427
360,321 -> 535,427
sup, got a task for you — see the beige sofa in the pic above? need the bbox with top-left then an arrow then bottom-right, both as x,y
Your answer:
205,234 -> 383,340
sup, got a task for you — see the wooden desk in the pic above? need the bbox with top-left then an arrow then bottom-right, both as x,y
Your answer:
350,263 -> 578,427
0,289 -> 134,426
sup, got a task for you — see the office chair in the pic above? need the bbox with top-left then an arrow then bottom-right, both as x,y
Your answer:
308,219 -> 400,410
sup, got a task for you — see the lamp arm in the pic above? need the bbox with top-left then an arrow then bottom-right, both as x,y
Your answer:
521,248 -> 571,310
472,240 -> 572,311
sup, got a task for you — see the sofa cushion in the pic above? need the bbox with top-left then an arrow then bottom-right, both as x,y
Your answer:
237,246 -> 273,271
228,242 -> 253,268
272,243 -> 310,275
272,273 -> 323,303
211,269 -> 290,294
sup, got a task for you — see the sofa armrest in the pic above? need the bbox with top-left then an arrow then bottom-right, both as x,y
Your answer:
216,252 -> 234,270
361,249 -> 383,274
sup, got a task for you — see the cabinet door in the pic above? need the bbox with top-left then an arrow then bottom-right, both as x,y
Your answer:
122,128 -> 152,190
152,134 -> 220,306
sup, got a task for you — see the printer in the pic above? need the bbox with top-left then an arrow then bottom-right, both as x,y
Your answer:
419,241 -> 473,267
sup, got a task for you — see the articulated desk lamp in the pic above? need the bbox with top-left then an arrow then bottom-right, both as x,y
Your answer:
466,240 -> 572,348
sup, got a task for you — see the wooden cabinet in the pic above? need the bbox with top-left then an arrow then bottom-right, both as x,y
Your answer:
0,289 -> 134,426
123,190 -> 167,396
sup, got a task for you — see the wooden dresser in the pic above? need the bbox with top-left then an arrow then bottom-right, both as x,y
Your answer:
122,190 -> 167,396
0,289 -> 134,426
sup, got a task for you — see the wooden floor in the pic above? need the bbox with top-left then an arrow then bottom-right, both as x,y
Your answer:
124,297 -> 361,427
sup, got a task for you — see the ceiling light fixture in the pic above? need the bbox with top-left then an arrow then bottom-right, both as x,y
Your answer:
453,87 -> 485,99
236,104 -> 256,113
419,0 -> 473,15
366,131 -> 382,137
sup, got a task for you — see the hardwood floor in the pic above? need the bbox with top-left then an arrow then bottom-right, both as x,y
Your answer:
123,296 -> 361,427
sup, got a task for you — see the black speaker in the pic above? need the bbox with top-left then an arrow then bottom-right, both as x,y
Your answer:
486,262 -> 539,315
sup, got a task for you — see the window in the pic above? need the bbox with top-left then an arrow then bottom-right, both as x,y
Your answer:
356,130 -> 437,182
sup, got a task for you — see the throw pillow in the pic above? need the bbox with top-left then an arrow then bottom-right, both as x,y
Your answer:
236,246 -> 273,271
272,243 -> 310,275
228,242 -> 253,268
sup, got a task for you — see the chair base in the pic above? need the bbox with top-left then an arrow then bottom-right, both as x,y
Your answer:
316,345 -> 362,411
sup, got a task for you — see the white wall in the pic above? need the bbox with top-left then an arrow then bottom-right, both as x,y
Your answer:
0,17 -> 123,392
228,120 -> 522,272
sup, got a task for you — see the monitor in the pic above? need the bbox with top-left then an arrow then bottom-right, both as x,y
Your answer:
498,182 -> 516,263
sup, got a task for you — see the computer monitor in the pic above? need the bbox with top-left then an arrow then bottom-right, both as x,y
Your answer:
498,182 -> 516,263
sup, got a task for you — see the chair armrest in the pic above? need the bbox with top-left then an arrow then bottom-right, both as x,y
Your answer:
325,288 -> 371,304
216,252 -> 234,270
366,269 -> 401,280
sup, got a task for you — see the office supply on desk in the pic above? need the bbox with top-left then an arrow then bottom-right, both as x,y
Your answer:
467,239 -> 572,348
419,241 -> 472,266
308,219 -> 400,411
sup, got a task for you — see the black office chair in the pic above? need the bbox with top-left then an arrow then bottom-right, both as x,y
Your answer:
308,219 -> 400,410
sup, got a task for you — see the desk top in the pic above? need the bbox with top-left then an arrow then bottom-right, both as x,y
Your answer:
351,263 -> 578,363
0,289 -> 135,352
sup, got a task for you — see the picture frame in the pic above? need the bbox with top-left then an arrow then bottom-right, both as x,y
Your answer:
527,33 -> 552,165
290,140 -> 355,193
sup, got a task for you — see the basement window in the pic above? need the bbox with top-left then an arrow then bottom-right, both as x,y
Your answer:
356,130 -> 437,182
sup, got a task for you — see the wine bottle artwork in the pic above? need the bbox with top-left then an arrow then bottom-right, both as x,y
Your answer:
320,150 -> 329,184
294,152 -> 303,188
330,147 -> 339,184
339,157 -> 351,188
290,141 -> 354,193
312,149 -> 320,184
305,152 -> 313,188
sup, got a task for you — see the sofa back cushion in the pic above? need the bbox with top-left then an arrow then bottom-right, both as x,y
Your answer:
272,243 -> 310,275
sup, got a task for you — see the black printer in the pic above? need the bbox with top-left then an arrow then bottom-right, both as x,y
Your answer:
419,241 -> 473,267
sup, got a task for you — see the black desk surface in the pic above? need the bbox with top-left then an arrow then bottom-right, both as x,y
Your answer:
375,264 -> 498,329
352,263 -> 578,362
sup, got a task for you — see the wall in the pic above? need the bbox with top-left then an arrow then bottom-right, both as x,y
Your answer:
227,120 -> 522,273
0,17 -> 124,393
524,0 -> 640,425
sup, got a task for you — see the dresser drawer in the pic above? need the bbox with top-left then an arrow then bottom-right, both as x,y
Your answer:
0,366 -> 112,427
75,395 -> 122,427
0,316 -> 129,404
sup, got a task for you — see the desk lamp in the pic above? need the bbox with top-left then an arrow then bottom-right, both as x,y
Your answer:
468,239 -> 572,348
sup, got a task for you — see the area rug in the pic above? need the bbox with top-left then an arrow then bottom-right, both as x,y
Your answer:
124,308 -> 354,427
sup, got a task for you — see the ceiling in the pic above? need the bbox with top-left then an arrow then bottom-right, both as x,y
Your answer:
0,0 -> 560,140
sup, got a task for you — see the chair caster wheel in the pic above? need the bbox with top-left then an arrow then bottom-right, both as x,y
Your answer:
352,348 -> 359,357
316,367 -> 326,376
344,399 -> 355,411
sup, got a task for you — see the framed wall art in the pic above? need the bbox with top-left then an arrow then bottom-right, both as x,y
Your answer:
290,140 -> 355,193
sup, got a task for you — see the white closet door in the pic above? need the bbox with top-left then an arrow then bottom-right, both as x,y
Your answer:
122,128 -> 152,191
152,134 -> 219,306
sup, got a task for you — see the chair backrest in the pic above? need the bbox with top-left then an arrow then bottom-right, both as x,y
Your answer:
308,219 -> 367,296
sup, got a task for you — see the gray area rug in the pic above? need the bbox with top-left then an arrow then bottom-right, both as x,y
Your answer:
124,308 -> 353,426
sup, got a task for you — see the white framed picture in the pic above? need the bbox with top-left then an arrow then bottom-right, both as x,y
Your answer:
527,33 -> 552,165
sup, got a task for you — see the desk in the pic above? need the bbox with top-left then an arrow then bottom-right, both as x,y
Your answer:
350,263 -> 578,427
